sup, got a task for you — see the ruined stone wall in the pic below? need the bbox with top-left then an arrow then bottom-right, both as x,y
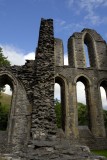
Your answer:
0,18 -> 107,159
55,67 -> 107,137
0,62 -> 35,153
68,29 -> 107,69
54,38 -> 64,66
31,19 -> 57,139
55,28 -> 107,148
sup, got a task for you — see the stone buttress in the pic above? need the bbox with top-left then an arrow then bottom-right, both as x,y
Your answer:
31,19 -> 57,139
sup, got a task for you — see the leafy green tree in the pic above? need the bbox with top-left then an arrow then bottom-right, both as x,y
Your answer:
0,47 -> 11,67
0,47 -> 11,93
0,47 -> 11,130
54,100 -> 107,129
0,103 -> 10,130
54,100 -> 88,127
78,102 -> 88,126
54,98 -> 62,128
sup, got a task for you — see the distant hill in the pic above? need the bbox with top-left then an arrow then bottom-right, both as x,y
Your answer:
0,92 -> 11,106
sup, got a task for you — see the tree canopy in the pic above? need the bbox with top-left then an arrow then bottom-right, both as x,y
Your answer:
54,98 -> 62,128
0,47 -> 11,92
78,102 -> 88,126
0,47 -> 11,67
0,103 -> 10,130
0,47 -> 11,130
55,99 -> 107,129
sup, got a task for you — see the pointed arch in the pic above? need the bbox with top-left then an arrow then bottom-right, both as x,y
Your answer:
0,71 -> 31,151
55,76 -> 66,131
74,75 -> 92,130
100,80 -> 107,99
98,79 -> 107,132
99,80 -> 107,110
83,32 -> 97,68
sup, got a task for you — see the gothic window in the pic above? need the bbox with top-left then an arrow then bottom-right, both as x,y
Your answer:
76,76 -> 91,130
54,77 -> 66,131
84,33 -> 96,68
100,81 -> 107,129
0,74 -> 13,131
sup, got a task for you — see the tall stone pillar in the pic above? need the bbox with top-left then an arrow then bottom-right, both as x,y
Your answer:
68,82 -> 79,138
54,38 -> 64,66
68,33 -> 86,68
31,19 -> 57,139
89,84 -> 106,137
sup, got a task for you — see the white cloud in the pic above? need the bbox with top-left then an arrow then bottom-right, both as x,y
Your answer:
64,54 -> 68,65
67,0 -> 107,9
4,84 -> 12,95
54,83 -> 60,100
24,52 -> 35,61
67,0 -> 107,25
0,44 -> 35,65
77,82 -> 86,104
0,44 -> 35,95
100,87 -> 107,110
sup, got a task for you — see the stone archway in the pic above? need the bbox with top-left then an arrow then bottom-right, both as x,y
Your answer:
0,71 -> 31,153
76,75 -> 92,131
99,79 -> 107,136
83,32 -> 97,68
73,74 -> 93,133
55,76 -> 66,131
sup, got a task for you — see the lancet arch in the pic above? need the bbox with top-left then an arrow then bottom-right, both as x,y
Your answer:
0,70 -> 31,152
74,75 -> 92,130
83,32 -> 97,68
55,75 -> 66,131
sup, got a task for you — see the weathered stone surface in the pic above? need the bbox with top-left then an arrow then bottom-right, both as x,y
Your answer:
0,18 -> 107,159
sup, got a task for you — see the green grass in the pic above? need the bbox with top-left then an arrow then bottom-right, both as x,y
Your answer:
0,93 -> 12,130
0,158 -> 6,160
0,92 -> 11,106
92,150 -> 107,157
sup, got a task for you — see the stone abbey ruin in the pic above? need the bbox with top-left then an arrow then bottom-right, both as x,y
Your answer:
0,18 -> 107,159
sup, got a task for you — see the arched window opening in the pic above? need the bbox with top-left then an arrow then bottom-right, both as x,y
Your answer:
54,83 -> 62,129
100,87 -> 107,110
84,33 -> 95,68
77,82 -> 86,105
0,75 -> 13,131
84,44 -> 90,67
54,77 -> 66,131
100,81 -> 107,129
76,76 -> 91,130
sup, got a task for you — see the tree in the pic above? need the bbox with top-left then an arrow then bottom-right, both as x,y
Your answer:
0,47 -> 11,130
0,103 -> 10,130
78,102 -> 88,126
54,100 -> 107,129
54,98 -> 62,128
0,47 -> 11,67
0,47 -> 11,92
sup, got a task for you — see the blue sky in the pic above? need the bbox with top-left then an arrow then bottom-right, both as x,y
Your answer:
0,0 -> 107,55
0,0 -> 107,108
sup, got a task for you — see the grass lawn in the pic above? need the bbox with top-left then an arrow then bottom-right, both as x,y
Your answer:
0,92 -> 11,106
92,150 -> 107,157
